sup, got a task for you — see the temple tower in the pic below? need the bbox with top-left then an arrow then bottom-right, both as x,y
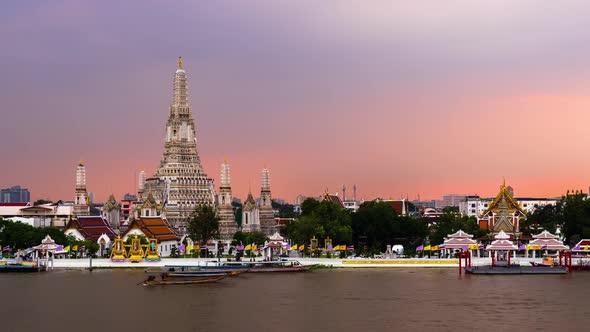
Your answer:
102,194 -> 121,231
140,57 -> 216,233
74,162 -> 90,216
218,159 -> 237,239
138,170 -> 146,195
242,191 -> 260,232
259,167 -> 276,235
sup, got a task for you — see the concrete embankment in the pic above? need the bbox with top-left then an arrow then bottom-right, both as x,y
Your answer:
50,257 -> 547,269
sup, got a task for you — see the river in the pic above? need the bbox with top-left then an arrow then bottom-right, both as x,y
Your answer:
1,268 -> 588,331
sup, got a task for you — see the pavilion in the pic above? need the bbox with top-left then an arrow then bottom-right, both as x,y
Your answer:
486,230 -> 518,266
33,235 -> 59,270
526,230 -> 568,258
263,232 -> 287,260
441,230 -> 479,257
572,239 -> 590,256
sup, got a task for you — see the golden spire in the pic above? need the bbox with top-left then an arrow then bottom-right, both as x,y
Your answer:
178,56 -> 183,69
502,177 -> 506,187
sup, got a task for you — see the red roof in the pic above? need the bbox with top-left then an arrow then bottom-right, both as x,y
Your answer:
0,202 -> 30,207
65,216 -> 118,242
323,194 -> 344,207
388,201 -> 406,215
125,217 -> 178,242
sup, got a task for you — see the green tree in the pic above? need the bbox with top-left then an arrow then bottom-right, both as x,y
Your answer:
83,240 -> 99,257
272,200 -> 296,218
124,234 -> 148,245
300,198 -> 320,216
33,199 -> 52,206
232,201 -> 243,227
187,205 -> 220,245
282,200 -> 352,247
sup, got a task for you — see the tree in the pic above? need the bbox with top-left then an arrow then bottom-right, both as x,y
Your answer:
300,198 -> 320,216
272,200 -> 296,218
187,205 -> 220,245
282,200 -> 352,247
83,240 -> 99,257
125,234 -> 148,245
33,199 -> 52,206
232,201 -> 243,227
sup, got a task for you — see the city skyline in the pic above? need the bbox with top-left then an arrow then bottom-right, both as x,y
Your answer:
3,1 -> 590,203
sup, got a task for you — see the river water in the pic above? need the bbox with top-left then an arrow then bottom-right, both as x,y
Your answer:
1,268 -> 588,331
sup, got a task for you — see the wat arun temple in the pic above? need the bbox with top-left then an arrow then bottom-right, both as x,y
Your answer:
138,57 -> 259,238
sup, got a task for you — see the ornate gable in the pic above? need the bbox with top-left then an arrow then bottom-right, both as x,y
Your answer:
481,181 -> 525,217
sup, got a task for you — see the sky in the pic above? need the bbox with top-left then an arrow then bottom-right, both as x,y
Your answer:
2,1 -> 590,203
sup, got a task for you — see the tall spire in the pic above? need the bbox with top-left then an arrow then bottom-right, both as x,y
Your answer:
261,167 -> 270,191
74,162 -> 90,216
140,57 -> 217,232
259,166 -> 275,235
220,159 -> 231,188
173,56 -> 188,107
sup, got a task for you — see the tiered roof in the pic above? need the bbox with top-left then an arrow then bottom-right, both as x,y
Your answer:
442,229 -> 477,249
528,230 -> 568,250
125,216 -> 178,242
480,182 -> 526,217
486,230 -> 518,251
65,216 -> 118,242
34,235 -> 59,251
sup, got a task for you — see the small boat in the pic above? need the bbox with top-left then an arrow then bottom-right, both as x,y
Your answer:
163,272 -> 232,279
141,275 -> 227,286
530,255 -> 557,267
0,260 -> 42,273
246,260 -> 314,273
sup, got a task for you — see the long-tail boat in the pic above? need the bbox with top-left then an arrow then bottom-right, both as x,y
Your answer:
141,274 -> 227,286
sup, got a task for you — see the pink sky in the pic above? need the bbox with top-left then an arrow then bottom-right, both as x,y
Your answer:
2,1 -> 590,203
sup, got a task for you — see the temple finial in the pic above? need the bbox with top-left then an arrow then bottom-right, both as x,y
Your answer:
503,177 -> 506,187
178,56 -> 183,69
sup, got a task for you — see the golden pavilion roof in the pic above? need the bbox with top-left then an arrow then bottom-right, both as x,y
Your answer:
480,181 -> 526,217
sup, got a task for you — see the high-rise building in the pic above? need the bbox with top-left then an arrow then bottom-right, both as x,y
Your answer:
218,159 -> 237,239
140,57 -> 216,233
259,167 -> 276,235
74,162 -> 90,216
0,186 -> 30,203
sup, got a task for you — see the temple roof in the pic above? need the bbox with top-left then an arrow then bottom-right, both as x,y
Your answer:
528,238 -> 568,250
442,237 -> 477,249
447,230 -> 473,239
480,182 -> 526,217
322,191 -> 344,207
243,192 -> 257,210
103,194 -> 120,212
125,216 -> 178,242
532,230 -> 559,239
486,239 -> 518,251
65,216 -> 118,242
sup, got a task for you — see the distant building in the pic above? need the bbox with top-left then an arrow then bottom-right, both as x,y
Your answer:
412,199 -> 436,209
0,201 -> 74,228
0,186 -> 30,203
436,194 -> 467,209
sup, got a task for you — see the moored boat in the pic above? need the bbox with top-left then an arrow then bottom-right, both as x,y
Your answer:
141,274 -> 227,286
245,260 -> 314,273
